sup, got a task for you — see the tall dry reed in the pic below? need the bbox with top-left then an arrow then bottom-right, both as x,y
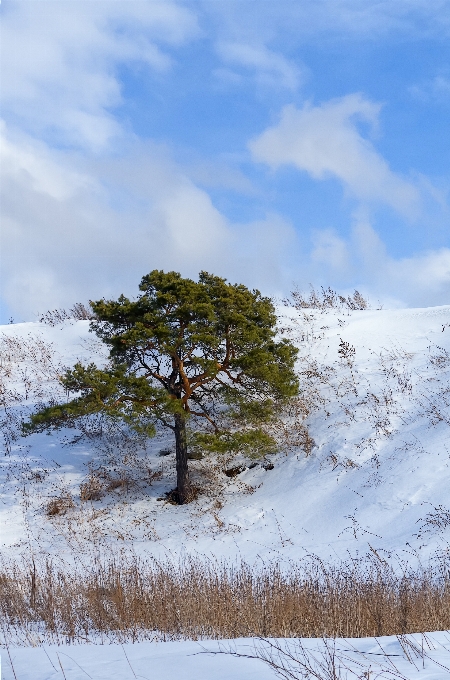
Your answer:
1,556 -> 450,645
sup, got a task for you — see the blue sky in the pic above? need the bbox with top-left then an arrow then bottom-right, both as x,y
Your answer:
1,0 -> 450,322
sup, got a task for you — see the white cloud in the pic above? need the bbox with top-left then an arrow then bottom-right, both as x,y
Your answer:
354,219 -> 450,307
204,1 -> 450,45
304,216 -> 450,308
410,75 -> 450,103
3,1 -> 449,319
1,1 -> 199,151
0,122 -> 91,200
296,0 -> 450,38
152,181 -> 229,258
1,123 -> 447,318
228,214 -> 299,291
383,247 -> 450,306
0,130 -> 299,320
311,229 -> 350,272
250,94 -> 420,219
217,42 -> 302,90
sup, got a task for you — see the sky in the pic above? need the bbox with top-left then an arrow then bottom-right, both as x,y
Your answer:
1,0 -> 450,322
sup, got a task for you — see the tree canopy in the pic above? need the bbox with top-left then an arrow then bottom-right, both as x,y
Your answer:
25,270 -> 299,503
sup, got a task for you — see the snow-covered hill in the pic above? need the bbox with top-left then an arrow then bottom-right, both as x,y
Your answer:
2,305 -> 450,566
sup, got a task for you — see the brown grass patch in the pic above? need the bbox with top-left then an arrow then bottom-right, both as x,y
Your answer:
80,474 -> 104,502
45,494 -> 74,517
1,556 -> 450,646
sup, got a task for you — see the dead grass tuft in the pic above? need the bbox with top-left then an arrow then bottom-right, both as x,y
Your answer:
45,494 -> 74,517
80,474 -> 105,502
164,486 -> 200,504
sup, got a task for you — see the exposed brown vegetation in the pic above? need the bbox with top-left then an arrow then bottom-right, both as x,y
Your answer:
38,302 -> 95,326
1,557 -> 450,646
45,493 -> 74,516
286,286 -> 370,312
80,474 -> 105,501
223,465 -> 246,478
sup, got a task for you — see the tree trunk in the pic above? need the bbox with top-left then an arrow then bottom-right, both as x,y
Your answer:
174,411 -> 191,504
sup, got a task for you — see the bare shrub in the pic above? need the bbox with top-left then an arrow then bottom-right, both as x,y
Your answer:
269,396 -> 316,456
429,345 -> 450,369
105,469 -> 141,494
409,343 -> 450,433
28,469 -> 48,483
79,458 -> 147,501
106,478 -> 125,492
48,412 -> 159,501
417,505 -> 450,535
337,340 -> 356,363
38,303 -> 95,326
1,556 -> 450,646
283,320 -> 427,471
70,302 -> 96,320
286,286 -> 369,312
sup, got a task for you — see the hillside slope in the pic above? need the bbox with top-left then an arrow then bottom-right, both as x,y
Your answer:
1,305 -> 450,565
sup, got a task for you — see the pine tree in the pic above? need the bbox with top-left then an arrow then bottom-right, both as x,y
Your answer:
25,270 -> 299,504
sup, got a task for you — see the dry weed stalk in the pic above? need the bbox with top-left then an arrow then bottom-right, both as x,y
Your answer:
0,333 -> 66,455
286,287 -> 370,312
223,633 -> 450,680
38,303 -> 95,326
226,636 -> 365,680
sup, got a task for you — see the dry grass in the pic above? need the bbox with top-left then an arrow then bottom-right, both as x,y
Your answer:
78,466 -> 140,502
0,332 -> 66,455
38,302 -> 95,325
80,474 -> 105,502
45,493 -> 74,517
1,556 -> 450,646
285,286 -> 370,312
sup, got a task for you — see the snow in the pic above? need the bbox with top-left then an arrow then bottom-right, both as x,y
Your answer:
2,306 -> 450,565
3,633 -> 450,679
2,306 -> 450,678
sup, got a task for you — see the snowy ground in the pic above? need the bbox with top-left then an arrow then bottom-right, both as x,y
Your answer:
2,305 -> 450,566
2,305 -> 450,679
3,633 -> 450,680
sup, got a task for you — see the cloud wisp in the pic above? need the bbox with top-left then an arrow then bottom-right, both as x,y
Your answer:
205,0 -> 450,45
250,94 -> 420,219
216,41 -> 302,90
